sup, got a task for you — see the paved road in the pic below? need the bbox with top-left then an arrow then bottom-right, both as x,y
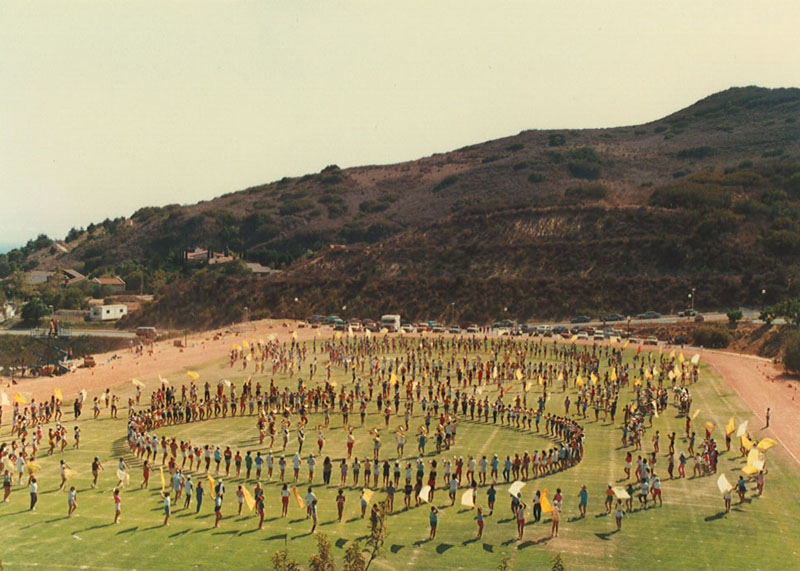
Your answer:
0,328 -> 136,339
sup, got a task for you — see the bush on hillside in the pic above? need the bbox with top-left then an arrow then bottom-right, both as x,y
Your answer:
564,184 -> 608,202
783,331 -> 800,373
567,160 -> 601,180
692,326 -> 731,348
677,146 -> 714,159
649,182 -> 731,210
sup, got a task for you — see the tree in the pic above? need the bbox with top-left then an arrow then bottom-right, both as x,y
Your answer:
21,297 -> 49,324
308,533 -> 336,571
342,541 -> 366,571
727,309 -> 743,327
271,549 -> 301,571
783,331 -> 800,374
763,299 -> 800,327
552,554 -> 567,571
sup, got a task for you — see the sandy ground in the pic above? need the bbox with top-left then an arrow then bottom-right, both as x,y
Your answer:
3,324 -> 798,469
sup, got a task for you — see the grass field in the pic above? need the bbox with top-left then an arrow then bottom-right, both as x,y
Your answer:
2,339 -> 799,570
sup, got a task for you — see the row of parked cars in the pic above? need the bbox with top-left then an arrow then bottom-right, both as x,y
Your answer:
570,311 -> 662,323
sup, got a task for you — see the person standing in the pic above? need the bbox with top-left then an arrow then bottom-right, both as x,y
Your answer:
163,492 -> 171,526
476,506 -> 484,538
615,499 -> 624,530
336,489 -> 346,522
429,506 -> 439,539
578,485 -> 588,518
516,499 -> 527,540
91,457 -> 103,489
29,476 -> 38,511
195,480 -> 204,513
67,486 -> 77,517
113,489 -> 121,523
765,408 -> 771,429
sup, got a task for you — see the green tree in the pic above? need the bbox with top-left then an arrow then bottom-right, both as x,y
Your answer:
21,297 -> 49,324
727,309 -> 743,327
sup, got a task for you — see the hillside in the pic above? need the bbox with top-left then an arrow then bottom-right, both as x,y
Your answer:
4,86 -> 800,328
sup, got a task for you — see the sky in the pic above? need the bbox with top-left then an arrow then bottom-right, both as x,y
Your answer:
2,1 -> 799,252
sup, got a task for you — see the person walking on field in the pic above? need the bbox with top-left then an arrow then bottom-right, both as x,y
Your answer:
429,506 -> 439,539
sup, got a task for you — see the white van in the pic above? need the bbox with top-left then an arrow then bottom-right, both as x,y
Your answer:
380,314 -> 401,332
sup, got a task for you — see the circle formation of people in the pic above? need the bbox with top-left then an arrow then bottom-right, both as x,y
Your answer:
0,333 -> 774,542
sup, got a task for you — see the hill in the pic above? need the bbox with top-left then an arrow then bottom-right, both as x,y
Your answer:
4,86 -> 800,328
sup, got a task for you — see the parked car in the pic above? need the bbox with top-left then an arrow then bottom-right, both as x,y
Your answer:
466,325 -> 479,334
603,313 -> 626,322
449,326 -> 461,334
401,324 -> 416,334
431,325 -> 446,334
593,332 -> 605,341
577,332 -> 589,341
571,315 -> 591,323
636,311 -> 661,320
644,337 -> 659,346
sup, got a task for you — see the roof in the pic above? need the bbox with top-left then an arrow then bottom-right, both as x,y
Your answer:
91,276 -> 126,286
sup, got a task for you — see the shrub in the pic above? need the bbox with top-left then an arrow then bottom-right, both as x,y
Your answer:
567,160 -> 601,180
564,184 -> 608,202
568,147 -> 601,163
528,172 -> 545,183
506,143 -> 524,152
727,309 -> 743,327
691,326 -> 731,348
783,331 -> 800,374
279,199 -> 315,216
21,297 -> 50,324
359,200 -> 390,214
548,134 -> 566,147
649,182 -> 731,210
677,146 -> 714,159
513,162 -> 528,171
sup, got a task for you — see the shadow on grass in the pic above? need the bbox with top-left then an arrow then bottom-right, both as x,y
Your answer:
413,538 -> 432,547
436,543 -> 453,554
705,511 -> 727,521
213,530 -> 238,536
169,529 -> 191,538
482,543 -> 494,553
239,528 -> 261,535
117,526 -> 138,534
462,537 -> 479,546
335,538 -> 348,549
390,544 -> 404,553
291,531 -> 314,540
81,523 -> 114,532
595,531 -> 619,540
265,533 -> 287,541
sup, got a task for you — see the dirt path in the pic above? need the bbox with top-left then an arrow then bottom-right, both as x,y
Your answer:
701,350 -> 800,466
0,319 -> 318,409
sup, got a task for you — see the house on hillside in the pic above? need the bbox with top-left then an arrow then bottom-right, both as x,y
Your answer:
244,262 -> 281,277
184,247 -> 236,265
24,268 -> 85,287
90,276 -> 126,293
89,304 -> 128,321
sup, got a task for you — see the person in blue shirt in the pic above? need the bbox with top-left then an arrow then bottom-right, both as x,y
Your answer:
429,506 -> 439,539
578,485 -> 588,518
487,483 -> 497,515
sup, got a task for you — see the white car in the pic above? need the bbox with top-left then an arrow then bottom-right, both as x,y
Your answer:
401,324 -> 416,334
577,332 -> 590,341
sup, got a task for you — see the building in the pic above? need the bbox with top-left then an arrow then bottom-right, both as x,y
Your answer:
184,247 -> 236,265
23,268 -> 85,287
90,276 -> 126,293
89,304 -> 128,321
244,262 -> 282,277
1,303 -> 15,322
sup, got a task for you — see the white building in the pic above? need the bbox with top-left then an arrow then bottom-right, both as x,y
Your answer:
89,304 -> 128,321
1,303 -> 15,322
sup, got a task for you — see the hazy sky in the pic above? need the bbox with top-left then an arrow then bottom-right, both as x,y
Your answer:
2,1 -> 799,251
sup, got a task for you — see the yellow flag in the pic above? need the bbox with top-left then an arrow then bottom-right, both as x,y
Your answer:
515,369 -> 523,381
538,375 -> 544,386
292,486 -> 305,509
570,335 -> 578,343
669,350 -> 675,359
742,464 -> 759,475
0,392 -> 8,407
14,392 -> 28,405
691,354 -> 700,366
633,377 -> 641,387
160,467 -> 166,492
27,461 -> 42,474
576,376 -> 585,388
362,489 -> 374,503
232,344 -> 241,351
540,489 -> 553,515
622,340 -> 630,349
705,421 -> 715,434
460,489 -> 475,508
243,340 -> 250,349
64,468 -> 78,481
335,332 -> 342,340
241,486 -> 256,512
725,417 -> 735,436
187,371 -> 200,381
741,434 -> 754,451
610,368 -> 617,382
292,331 -> 298,341
691,408 -> 701,420
208,475 -> 216,499
52,388 -> 62,400
679,352 -> 685,364
390,373 -> 398,387
757,438 -> 777,451
590,372 -> 599,385
746,447 -> 760,467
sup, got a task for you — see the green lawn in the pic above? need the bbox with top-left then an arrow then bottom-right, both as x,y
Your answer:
2,340 -> 799,570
